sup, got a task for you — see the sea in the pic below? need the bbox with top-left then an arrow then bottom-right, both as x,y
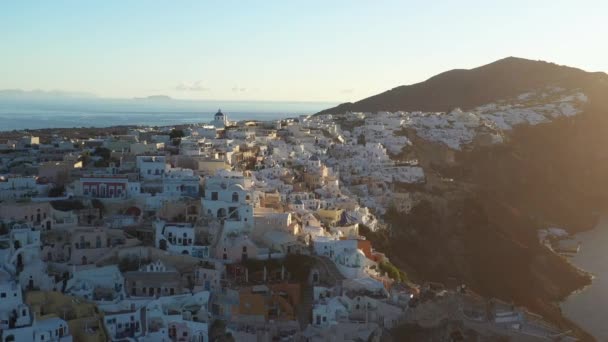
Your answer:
561,215 -> 608,340
0,97 -> 336,131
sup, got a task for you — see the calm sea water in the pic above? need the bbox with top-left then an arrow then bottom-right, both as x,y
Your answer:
0,97 -> 335,131
561,216 -> 608,340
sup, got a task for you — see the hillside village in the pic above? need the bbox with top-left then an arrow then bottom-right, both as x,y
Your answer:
0,96 -> 587,342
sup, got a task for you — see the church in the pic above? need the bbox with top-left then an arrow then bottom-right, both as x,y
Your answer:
211,109 -> 228,128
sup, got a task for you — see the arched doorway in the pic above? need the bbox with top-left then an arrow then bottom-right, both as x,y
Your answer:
126,206 -> 142,217
217,208 -> 227,219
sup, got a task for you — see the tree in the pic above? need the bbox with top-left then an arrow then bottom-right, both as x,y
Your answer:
91,199 -> 105,218
92,147 -> 111,161
0,222 -> 8,235
79,151 -> 91,166
169,129 -> 184,140
379,261 -> 406,283
48,185 -> 65,197
118,256 -> 147,272
93,160 -> 109,167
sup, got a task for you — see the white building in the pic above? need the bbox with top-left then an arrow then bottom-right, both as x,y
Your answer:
154,221 -> 196,255
103,309 -> 144,340
136,156 -> 169,180
201,172 -> 254,237
211,109 -> 227,128
163,168 -> 200,197
0,280 -> 32,330
312,238 -> 371,279
78,175 -> 130,199
64,266 -> 126,302
333,248 -> 369,279
1,317 -> 72,342
154,221 -> 209,258
312,297 -> 348,327
0,176 -> 40,200
139,259 -> 175,273
191,125 -> 218,139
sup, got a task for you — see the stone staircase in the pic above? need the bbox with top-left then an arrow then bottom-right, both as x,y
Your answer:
314,255 -> 345,286
297,283 -> 313,330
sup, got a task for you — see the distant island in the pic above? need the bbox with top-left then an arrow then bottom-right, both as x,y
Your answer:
134,95 -> 173,101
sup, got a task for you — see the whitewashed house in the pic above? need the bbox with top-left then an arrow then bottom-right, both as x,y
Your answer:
201,172 -> 254,237
136,156 -> 169,180
163,168 -> 199,197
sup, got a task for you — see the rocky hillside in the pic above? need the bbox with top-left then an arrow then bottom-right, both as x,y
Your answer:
320,58 -> 608,340
317,56 -> 608,115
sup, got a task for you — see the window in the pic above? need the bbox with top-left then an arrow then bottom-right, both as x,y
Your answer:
0,293 -> 5,298
229,207 -> 238,219
232,192 -> 239,202
211,192 -> 218,200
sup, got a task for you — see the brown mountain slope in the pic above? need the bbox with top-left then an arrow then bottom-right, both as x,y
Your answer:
342,58 -> 608,340
317,56 -> 608,115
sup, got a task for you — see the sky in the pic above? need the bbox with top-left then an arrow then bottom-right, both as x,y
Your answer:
1,0 -> 607,102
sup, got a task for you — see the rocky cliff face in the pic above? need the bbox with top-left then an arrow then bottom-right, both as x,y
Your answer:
322,57 -> 608,339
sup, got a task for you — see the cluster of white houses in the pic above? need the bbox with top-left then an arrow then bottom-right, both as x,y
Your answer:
0,109 -> 425,341
0,105 -> 484,342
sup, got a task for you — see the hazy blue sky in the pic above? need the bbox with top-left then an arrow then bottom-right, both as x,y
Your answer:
1,1 -> 606,102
